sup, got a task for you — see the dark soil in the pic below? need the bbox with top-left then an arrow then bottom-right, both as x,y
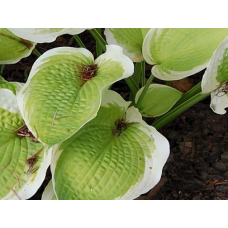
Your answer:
2,30 -> 228,200
137,98 -> 228,200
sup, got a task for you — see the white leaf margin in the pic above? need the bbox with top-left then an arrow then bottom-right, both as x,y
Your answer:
142,28 -> 209,81
0,89 -> 21,115
210,89 -> 228,114
50,90 -> 169,200
104,29 -> 144,62
116,106 -> 170,200
202,36 -> 228,94
0,89 -> 52,200
16,45 -> 134,145
201,36 -> 228,114
3,146 -> 52,200
41,180 -> 56,200
8,28 -> 87,43
0,44 -> 36,65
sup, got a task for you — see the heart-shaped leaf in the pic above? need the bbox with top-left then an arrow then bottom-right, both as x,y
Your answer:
0,89 -> 51,200
8,28 -> 87,43
17,45 -> 134,147
0,28 -> 36,64
104,28 -> 150,62
143,28 -> 228,80
51,90 -> 169,200
135,84 -> 182,117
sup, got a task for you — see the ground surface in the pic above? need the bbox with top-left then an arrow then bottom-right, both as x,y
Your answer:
2,31 -> 228,200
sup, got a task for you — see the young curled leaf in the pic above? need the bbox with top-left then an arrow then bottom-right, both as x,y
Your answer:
51,90 -> 169,200
202,36 -> 228,114
135,84 -> 182,117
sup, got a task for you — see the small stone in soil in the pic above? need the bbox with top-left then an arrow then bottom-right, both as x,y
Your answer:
215,185 -> 228,193
207,167 -> 222,175
199,171 -> 209,181
224,171 -> 228,179
221,152 -> 228,162
212,162 -> 227,172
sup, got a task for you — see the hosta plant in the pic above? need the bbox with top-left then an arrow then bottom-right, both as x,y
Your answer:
1,28 -> 228,200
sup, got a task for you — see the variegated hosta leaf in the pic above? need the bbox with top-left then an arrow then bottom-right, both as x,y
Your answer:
0,89 -> 51,200
104,28 -> 150,62
0,28 -> 36,64
0,75 -> 24,95
41,180 -> 57,200
8,28 -> 87,43
51,90 -> 169,200
135,84 -> 182,117
17,45 -> 134,147
202,36 -> 228,114
142,28 -> 228,81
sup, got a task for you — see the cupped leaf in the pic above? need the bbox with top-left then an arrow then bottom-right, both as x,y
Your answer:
201,36 -> 228,114
8,28 -> 87,43
41,180 -> 57,200
0,89 -> 51,200
104,28 -> 150,62
142,28 -> 228,80
135,84 -> 182,117
51,90 -> 169,200
17,45 -> 134,147
0,28 -> 36,64
0,75 -> 24,95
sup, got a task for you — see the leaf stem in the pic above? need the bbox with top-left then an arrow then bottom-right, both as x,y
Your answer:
134,62 -> 142,87
0,65 -> 5,75
135,74 -> 154,108
24,68 -> 29,82
129,62 -> 142,102
172,82 -> 202,108
141,61 -> 145,87
89,29 -> 107,52
73,35 -> 86,48
124,77 -> 139,97
32,48 -> 41,57
166,81 -> 172,86
152,92 -> 210,130
95,28 -> 103,57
